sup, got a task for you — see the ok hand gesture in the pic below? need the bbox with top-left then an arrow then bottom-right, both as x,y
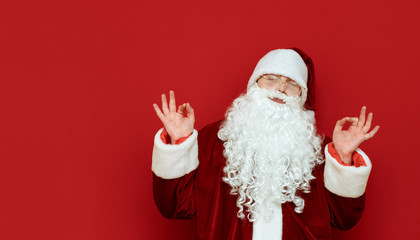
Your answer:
153,90 -> 195,144
332,106 -> 380,165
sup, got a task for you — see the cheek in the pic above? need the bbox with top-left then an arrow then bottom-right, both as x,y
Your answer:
257,81 -> 273,90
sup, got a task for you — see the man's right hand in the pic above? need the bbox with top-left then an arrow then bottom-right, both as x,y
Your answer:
153,90 -> 195,144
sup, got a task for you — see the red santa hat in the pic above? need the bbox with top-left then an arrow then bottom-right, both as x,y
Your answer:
247,49 -> 311,107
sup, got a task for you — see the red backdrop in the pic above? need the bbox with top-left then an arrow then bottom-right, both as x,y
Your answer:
1,0 -> 419,239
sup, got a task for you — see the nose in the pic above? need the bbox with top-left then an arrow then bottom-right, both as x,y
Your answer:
276,80 -> 286,93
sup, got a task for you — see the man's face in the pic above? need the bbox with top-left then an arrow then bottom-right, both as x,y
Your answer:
256,74 -> 302,104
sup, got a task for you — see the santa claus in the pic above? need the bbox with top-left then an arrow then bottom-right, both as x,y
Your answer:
151,48 -> 379,240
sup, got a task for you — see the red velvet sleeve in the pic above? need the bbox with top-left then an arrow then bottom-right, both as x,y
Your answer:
153,171 -> 196,219
320,138 -> 366,230
153,129 -> 196,219
326,191 -> 365,230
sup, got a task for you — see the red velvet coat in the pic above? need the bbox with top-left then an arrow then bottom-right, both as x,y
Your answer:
153,120 -> 366,240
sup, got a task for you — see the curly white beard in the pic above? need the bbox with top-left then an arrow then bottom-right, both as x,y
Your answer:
217,84 -> 324,222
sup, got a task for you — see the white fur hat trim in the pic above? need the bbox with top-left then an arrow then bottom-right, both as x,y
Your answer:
247,49 -> 308,92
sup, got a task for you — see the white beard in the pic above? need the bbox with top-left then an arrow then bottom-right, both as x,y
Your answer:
217,84 -> 324,221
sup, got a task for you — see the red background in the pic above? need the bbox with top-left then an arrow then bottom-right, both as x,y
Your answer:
1,0 -> 419,239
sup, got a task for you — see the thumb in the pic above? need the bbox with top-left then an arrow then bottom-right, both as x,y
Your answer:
186,103 -> 195,120
177,103 -> 186,115
334,117 -> 347,131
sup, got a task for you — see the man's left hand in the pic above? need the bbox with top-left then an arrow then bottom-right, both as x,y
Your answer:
332,106 -> 380,165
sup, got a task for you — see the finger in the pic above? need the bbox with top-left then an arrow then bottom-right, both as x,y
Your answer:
357,106 -> 367,127
169,90 -> 176,112
334,117 -> 347,131
362,112 -> 373,133
365,125 -> 380,140
347,117 -> 359,126
153,103 -> 165,122
161,94 -> 169,114
178,103 -> 186,116
186,103 -> 195,120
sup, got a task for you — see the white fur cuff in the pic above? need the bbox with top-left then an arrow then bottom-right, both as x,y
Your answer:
324,144 -> 372,198
152,128 -> 199,179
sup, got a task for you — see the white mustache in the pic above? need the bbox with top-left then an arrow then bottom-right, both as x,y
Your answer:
257,88 -> 300,105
